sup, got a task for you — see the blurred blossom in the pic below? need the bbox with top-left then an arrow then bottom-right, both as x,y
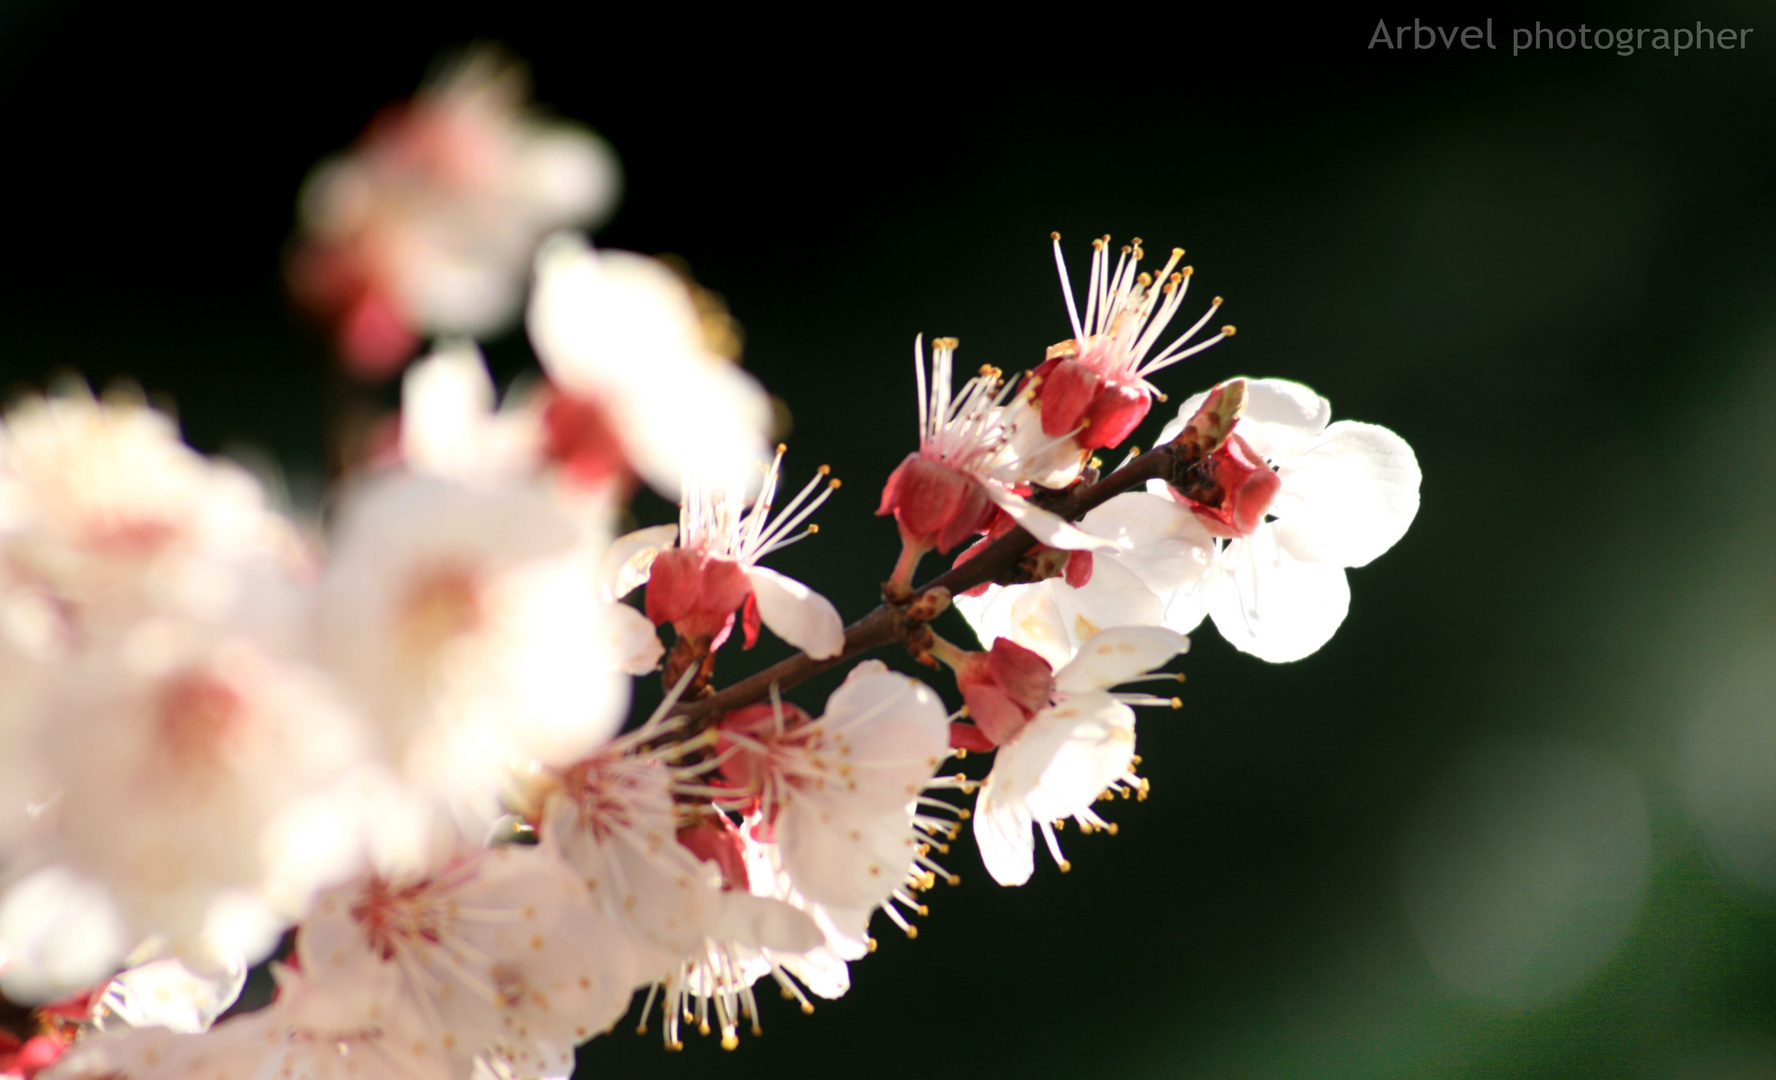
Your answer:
1400,738 -> 1650,1006
288,48 -> 620,378
528,233 -> 772,500
1679,634 -> 1776,896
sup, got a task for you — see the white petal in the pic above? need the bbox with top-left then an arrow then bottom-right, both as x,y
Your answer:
779,805 -> 919,911
710,891 -> 824,954
1208,529 -> 1352,663
981,484 -> 1127,554
102,956 -> 246,1034
599,523 -> 677,600
744,566 -> 846,659
401,342 -> 495,476
605,601 -> 664,675
972,789 -> 1036,887
1080,494 -> 1214,636
1271,420 -> 1421,568
965,559 -> 1165,671
1054,626 -> 1189,693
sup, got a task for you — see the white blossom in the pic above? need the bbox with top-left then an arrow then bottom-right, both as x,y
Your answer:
973,626 -> 1187,886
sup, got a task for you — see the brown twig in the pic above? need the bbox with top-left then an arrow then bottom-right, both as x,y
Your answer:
665,443 -> 1189,729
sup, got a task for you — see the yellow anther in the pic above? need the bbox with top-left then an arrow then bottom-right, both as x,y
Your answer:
807,523 -> 819,534
958,808 -> 972,819
947,872 -> 961,885
1058,860 -> 1072,873
1221,325 -> 1237,336
636,1024 -> 648,1035
1182,265 -> 1194,276
917,904 -> 930,916
1053,819 -> 1065,831
867,936 -> 878,952
1170,697 -> 1182,709
1131,755 -> 1143,765
801,1002 -> 816,1015
781,988 -> 795,1000
934,336 -> 960,349
721,1035 -> 739,1051
1092,238 -> 1106,250
1171,247 -> 1184,258
905,926 -> 919,940
698,1021 -> 711,1036
1088,456 -> 1103,469
817,463 -> 831,475
955,747 -> 966,759
829,478 -> 842,490
776,443 -> 788,454
752,1024 -> 763,1036
1127,446 -> 1141,457
1156,392 -> 1168,402
1051,230 -> 1061,241
1107,822 -> 1120,835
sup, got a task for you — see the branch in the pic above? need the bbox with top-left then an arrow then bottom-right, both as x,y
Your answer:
666,443 -> 1184,728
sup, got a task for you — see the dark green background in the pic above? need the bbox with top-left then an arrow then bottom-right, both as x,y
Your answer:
4,2 -> 1774,1076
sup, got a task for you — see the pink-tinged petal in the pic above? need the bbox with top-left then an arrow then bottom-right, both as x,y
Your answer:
1208,529 -> 1352,663
1271,420 -> 1421,568
980,484 -> 1127,554
743,567 -> 845,659
972,790 -> 1037,887
1054,626 -> 1189,694
599,523 -> 677,601
778,808 -> 920,912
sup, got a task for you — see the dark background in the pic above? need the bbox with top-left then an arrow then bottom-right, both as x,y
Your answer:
4,2 -> 1776,1077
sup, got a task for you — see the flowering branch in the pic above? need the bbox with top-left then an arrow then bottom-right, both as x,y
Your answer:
665,441 -> 1182,729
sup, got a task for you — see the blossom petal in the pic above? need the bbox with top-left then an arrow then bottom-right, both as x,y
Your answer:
605,601 -> 664,675
599,523 -> 677,600
1054,626 -> 1189,694
710,891 -> 824,954
1208,529 -> 1352,662
980,484 -> 1126,554
743,567 -> 845,659
972,788 -> 1036,887
1271,420 -> 1421,568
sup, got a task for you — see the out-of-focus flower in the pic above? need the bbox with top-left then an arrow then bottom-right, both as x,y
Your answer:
289,50 -> 620,378
1003,234 -> 1233,488
972,626 -> 1187,886
1,631 -> 367,993
528,234 -> 772,499
314,473 -> 629,866
47,963 -> 455,1080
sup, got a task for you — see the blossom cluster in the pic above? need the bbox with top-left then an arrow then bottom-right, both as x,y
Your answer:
0,54 -> 1420,1080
